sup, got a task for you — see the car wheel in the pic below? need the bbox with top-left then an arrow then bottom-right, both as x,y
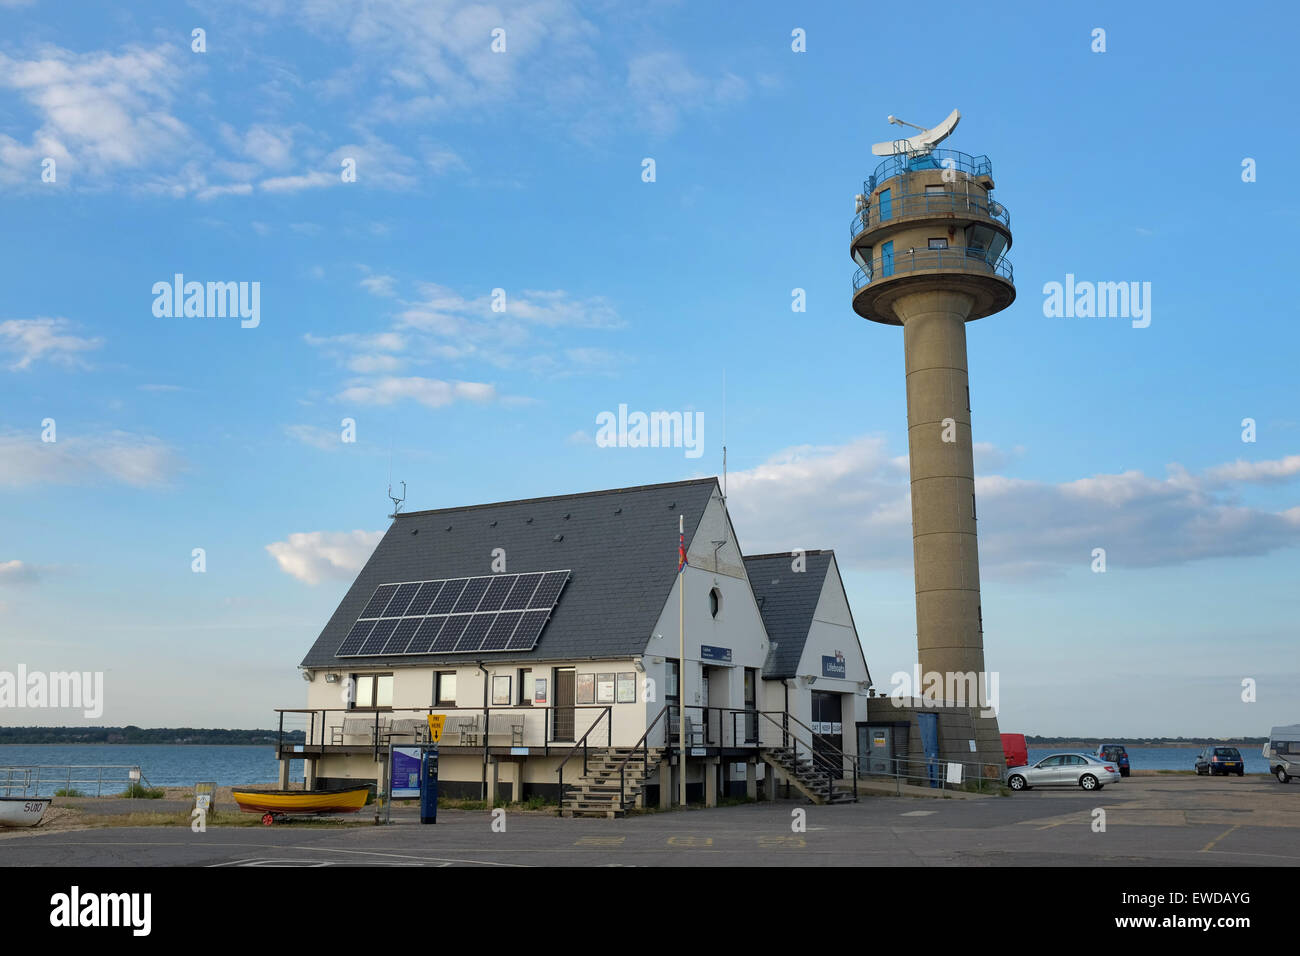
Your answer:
1008,774 -> 1026,791
1080,774 -> 1098,791
1236,770 -> 1243,777
1278,767 -> 1291,784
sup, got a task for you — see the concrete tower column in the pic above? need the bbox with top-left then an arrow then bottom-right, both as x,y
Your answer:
894,290 -> 986,689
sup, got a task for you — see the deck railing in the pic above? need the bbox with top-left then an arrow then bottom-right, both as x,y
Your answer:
0,765 -> 153,797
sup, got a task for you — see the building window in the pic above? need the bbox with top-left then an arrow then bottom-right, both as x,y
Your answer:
351,673 -> 393,711
665,659 -> 680,702
709,587 -> 722,618
925,184 -> 945,195
435,671 -> 457,706
518,668 -> 534,705
928,237 -> 948,250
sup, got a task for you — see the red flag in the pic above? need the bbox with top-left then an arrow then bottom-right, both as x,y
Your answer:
678,529 -> 688,573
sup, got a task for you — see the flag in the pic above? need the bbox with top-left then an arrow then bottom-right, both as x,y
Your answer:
678,527 -> 688,573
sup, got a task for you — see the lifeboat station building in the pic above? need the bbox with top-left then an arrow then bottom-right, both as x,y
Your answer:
283,477 -> 872,815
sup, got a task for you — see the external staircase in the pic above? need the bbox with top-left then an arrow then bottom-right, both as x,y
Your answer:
560,747 -> 665,818
761,747 -> 857,805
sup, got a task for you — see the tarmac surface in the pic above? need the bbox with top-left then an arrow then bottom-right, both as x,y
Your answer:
2,774 -> 1296,867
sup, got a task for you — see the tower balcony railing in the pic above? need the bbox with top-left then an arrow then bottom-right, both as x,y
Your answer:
850,190 -> 1010,240
865,148 -> 993,193
852,247 -> 1014,291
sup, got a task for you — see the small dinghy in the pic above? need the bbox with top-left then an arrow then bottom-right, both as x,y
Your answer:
230,785 -> 369,825
0,796 -> 51,828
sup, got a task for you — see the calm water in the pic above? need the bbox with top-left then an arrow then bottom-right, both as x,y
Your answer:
0,745 -> 305,796
1027,746 -> 1271,774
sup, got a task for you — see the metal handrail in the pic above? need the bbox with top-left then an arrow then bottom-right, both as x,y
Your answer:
860,754 -> 1006,794
555,706 -> 613,808
757,710 -> 858,803
1,765 -> 152,797
853,247 -> 1014,291
866,147 -> 993,192
616,703 -> 673,808
850,190 -> 1010,239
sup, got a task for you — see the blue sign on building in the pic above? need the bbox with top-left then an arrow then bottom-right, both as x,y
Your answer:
700,645 -> 732,663
821,653 -> 847,678
392,747 -> 422,798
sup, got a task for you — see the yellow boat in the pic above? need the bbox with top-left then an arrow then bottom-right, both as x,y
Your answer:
230,785 -> 369,824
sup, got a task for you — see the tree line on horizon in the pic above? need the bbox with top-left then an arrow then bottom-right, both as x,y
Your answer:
0,726 -> 307,745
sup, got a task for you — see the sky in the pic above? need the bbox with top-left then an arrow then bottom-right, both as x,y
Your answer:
1,0 -> 1297,736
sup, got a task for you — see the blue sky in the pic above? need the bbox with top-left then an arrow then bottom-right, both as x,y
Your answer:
1,0 -> 1296,735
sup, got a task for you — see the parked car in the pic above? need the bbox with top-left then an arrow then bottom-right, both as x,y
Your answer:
1001,733 -> 1028,770
1195,746 -> 1244,776
1264,724 -> 1300,784
1097,744 -> 1130,777
1006,753 -> 1121,792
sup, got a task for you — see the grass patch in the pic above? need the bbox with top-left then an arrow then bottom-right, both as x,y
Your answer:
53,788 -> 84,797
119,783 -> 165,799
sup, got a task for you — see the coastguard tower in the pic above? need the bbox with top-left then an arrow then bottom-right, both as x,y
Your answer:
851,111 -> 1013,770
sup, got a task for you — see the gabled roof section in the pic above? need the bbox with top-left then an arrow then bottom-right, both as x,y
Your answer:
744,549 -> 834,679
299,478 -> 719,668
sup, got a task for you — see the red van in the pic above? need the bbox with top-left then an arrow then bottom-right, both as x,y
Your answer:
1001,733 -> 1028,769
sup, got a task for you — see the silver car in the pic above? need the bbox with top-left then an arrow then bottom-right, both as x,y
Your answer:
1006,753 -> 1121,792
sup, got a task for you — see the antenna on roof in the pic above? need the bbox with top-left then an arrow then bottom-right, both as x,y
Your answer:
871,108 -> 961,157
386,436 -> 405,515
722,369 -> 727,501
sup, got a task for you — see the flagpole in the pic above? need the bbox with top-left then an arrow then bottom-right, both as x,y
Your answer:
678,513 -> 686,807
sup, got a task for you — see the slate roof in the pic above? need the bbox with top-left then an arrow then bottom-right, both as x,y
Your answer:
299,478 -> 719,669
744,550 -> 836,680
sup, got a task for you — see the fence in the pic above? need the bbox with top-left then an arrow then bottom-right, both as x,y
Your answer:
858,755 -> 1006,795
0,765 -> 154,797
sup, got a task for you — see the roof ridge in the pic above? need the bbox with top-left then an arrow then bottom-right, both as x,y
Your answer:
395,477 -> 719,519
743,549 -> 832,561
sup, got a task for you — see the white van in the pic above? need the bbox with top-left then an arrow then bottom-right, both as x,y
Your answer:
1263,725 -> 1300,784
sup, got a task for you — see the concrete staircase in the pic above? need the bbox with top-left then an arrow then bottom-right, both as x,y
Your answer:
762,747 -> 856,805
560,747 -> 665,819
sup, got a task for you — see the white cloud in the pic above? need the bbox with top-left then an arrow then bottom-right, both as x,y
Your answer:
0,560 -> 39,584
0,317 -> 103,370
196,183 -> 254,201
338,376 -> 497,408
0,429 -> 183,488
285,424 -> 343,450
0,44 -> 186,185
723,439 -> 1300,576
627,51 -> 748,135
260,170 -> 335,193
1204,456 -> 1300,483
265,529 -> 384,585
360,274 -> 398,297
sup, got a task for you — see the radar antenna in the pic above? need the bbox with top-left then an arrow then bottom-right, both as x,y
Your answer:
871,109 -> 961,157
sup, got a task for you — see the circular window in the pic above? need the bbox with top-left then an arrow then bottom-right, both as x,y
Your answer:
709,587 -> 721,618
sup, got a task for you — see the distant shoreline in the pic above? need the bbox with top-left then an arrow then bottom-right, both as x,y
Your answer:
0,728 -> 306,746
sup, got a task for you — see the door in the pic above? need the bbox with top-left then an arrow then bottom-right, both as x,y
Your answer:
880,240 -> 894,278
865,725 -> 893,774
878,187 -> 892,221
743,668 -> 758,744
552,667 -> 575,742
810,691 -> 843,778
701,667 -> 713,744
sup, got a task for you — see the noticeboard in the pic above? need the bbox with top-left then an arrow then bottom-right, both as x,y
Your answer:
392,747 -> 422,798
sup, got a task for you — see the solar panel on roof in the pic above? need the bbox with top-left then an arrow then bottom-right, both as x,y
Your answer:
358,618 -> 399,655
481,610 -> 523,651
429,579 -> 465,615
404,580 -> 442,617
360,584 -> 398,618
500,572 -> 543,610
335,570 -> 569,658
476,574 -> 516,612
452,577 -> 490,613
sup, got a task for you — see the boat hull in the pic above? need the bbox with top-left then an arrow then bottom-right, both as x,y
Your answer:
0,797 -> 51,828
230,786 -> 368,815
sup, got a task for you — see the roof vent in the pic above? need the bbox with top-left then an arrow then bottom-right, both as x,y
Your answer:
563,513 -> 570,520
445,525 -> 452,532
668,501 -> 675,509
490,520 -> 497,528
614,507 -> 622,515
553,534 -> 564,542
411,528 -> 419,536
526,517 -> 533,524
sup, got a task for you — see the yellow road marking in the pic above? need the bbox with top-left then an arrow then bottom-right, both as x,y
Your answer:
1200,824 -> 1239,852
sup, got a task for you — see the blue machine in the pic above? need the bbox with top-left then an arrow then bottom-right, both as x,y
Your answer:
420,746 -> 439,824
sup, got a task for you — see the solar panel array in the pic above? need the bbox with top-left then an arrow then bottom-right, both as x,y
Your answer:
334,570 -> 570,658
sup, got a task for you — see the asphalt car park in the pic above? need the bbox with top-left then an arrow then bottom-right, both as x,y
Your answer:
0,774 -> 1295,867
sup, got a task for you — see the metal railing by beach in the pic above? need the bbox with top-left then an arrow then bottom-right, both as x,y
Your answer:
0,765 -> 154,797
852,247 -> 1014,291
865,147 -> 993,192
858,755 -> 1006,795
850,190 -> 1010,239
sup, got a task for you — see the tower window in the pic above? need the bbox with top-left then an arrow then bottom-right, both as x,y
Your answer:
928,238 -> 948,250
709,587 -> 722,618
972,494 -> 977,520
925,184 -> 945,195
966,385 -> 971,412
978,605 -> 983,633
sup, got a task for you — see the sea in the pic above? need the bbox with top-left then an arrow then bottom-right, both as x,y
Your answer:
0,745 -> 305,796
1026,746 -> 1271,774
0,743 -> 1273,796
